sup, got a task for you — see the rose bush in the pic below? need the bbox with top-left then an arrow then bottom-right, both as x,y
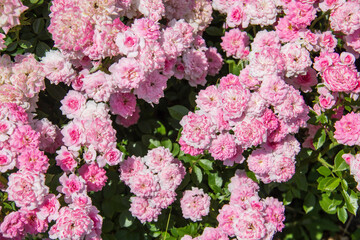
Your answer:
1,0 -> 360,239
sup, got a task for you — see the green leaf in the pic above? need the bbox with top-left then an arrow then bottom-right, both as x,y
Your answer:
318,177 -> 341,191
317,166 -> 331,177
246,171 -> 259,183
149,139 -> 161,148
102,219 -> 114,233
334,150 -> 349,171
192,165 -> 203,183
161,139 -> 172,151
208,172 -> 223,193
198,159 -> 213,171
303,193 -> 316,213
155,121 -> 166,135
283,191 -> 293,205
119,211 -> 134,228
6,42 -> 17,52
345,105 -> 352,112
35,41 -> 50,57
295,174 -> 308,191
18,40 -> 33,49
341,179 -> 348,191
351,229 -> 360,240
337,206 -> 348,224
171,143 -> 180,157
168,105 -> 189,121
205,26 -> 223,36
313,128 -> 326,150
319,194 -> 339,214
342,189 -> 358,216
226,59 -> 241,76
33,18 -> 45,34
102,200 -> 115,218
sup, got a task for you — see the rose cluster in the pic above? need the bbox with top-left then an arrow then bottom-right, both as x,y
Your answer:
0,54 -> 45,112
0,0 -> 28,49
0,103 -> 102,240
58,90 -> 122,173
182,170 -> 285,240
119,147 -> 185,223
216,0 -> 360,56
179,70 -> 305,183
42,0 -> 223,128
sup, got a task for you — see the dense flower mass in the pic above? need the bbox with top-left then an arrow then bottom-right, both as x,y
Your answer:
120,147 -> 185,223
2,0 -> 360,238
182,170 -> 285,240
179,70 -> 306,183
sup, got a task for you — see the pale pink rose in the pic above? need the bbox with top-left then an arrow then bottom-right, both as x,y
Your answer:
129,171 -> 159,197
109,92 -> 136,118
61,120 -> 85,151
109,57 -> 145,92
334,112 -> 360,146
79,164 -> 108,192
17,148 -> 49,173
55,146 -> 79,172
60,90 -> 86,119
57,173 -> 86,201
221,29 -> 250,59
7,171 -> 49,210
129,196 -> 161,223
322,64 -> 359,92
0,148 -> 15,173
48,207 -> 93,240
37,194 -> 61,222
180,187 -> 211,222
209,133 -> 237,161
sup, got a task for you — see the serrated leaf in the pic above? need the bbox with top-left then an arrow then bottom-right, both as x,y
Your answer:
342,189 -> 358,216
334,150 -> 349,171
303,193 -> 316,213
168,105 -> 189,121
198,159 -> 213,171
317,166 -> 331,177
313,128 -> 326,150
337,206 -> 348,224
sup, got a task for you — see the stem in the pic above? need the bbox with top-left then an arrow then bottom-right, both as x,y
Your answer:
318,154 -> 334,169
163,207 -> 172,240
343,214 -> 354,235
310,10 -> 330,30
